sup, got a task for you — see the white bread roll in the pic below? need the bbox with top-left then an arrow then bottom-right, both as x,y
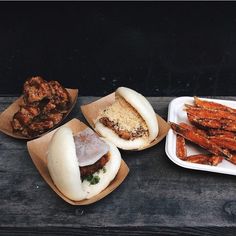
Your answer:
95,87 -> 159,150
47,126 -> 121,201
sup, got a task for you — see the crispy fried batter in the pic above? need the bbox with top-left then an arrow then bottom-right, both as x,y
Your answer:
42,101 -> 57,114
12,106 -> 40,129
49,81 -> 71,112
12,77 -> 71,138
23,76 -> 52,104
99,116 -> 147,140
46,112 -> 63,125
28,120 -> 54,135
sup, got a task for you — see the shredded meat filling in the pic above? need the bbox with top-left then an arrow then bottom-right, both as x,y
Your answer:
99,117 -> 148,140
80,153 -> 109,178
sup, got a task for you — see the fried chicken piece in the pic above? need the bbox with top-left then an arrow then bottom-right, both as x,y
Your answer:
26,112 -> 63,135
49,81 -> 71,111
99,117 -> 147,140
80,153 -> 109,178
41,101 -> 57,114
23,76 -> 52,104
12,106 -> 40,130
12,77 -> 72,138
46,112 -> 63,125
28,120 -> 54,136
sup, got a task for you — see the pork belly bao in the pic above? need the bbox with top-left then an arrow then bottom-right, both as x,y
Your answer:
47,126 -> 121,201
95,87 -> 159,150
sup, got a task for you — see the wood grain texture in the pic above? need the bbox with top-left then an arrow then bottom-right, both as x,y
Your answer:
1,96 -> 236,235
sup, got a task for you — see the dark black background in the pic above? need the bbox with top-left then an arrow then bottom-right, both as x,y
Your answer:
0,1 -> 236,96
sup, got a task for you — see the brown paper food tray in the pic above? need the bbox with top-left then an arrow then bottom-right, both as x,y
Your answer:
81,93 -> 170,150
0,88 -> 78,139
27,118 -> 129,205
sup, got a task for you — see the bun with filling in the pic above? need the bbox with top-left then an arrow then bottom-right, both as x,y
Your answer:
47,126 -> 121,201
94,87 -> 159,150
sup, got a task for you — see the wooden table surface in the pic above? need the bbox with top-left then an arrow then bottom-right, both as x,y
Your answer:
1,96 -> 236,236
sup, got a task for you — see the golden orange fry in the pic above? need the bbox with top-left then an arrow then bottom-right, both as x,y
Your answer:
194,97 -> 236,113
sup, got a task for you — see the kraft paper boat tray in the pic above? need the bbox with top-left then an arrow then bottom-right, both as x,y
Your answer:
0,88 -> 78,139
27,118 -> 129,205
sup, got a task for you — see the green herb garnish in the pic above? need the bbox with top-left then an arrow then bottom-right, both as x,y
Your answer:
84,174 -> 100,185
102,167 -> 106,173
90,175 -> 100,185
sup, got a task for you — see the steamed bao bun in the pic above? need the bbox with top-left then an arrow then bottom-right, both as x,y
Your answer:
47,126 -> 121,201
95,87 -> 159,150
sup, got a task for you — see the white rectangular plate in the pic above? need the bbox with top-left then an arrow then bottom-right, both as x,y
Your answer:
165,96 -> 236,176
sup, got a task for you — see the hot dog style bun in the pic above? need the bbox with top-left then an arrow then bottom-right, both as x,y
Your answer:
47,126 -> 121,201
95,87 -> 159,150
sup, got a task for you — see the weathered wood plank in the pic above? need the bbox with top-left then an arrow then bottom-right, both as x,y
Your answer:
0,226 -> 236,236
1,97 -> 236,235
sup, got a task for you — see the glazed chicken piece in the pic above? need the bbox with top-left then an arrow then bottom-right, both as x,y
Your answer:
41,100 -> 57,114
12,77 -> 72,138
49,81 -> 71,112
45,112 -> 63,125
23,76 -> 52,104
27,112 -> 63,135
12,106 -> 40,130
28,120 -> 54,136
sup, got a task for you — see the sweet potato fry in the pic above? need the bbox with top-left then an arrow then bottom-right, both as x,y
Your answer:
208,136 -> 236,151
194,97 -> 236,113
207,129 -> 236,138
170,122 -> 233,158
186,105 -> 236,121
187,113 -> 236,132
176,134 -> 187,160
179,122 -> 207,137
186,154 -> 223,166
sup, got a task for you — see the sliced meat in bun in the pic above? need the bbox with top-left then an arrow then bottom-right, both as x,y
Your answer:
47,126 -> 121,201
95,87 -> 159,150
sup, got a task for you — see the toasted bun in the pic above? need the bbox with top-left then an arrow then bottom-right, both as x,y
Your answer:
47,126 -> 121,201
95,87 -> 159,150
